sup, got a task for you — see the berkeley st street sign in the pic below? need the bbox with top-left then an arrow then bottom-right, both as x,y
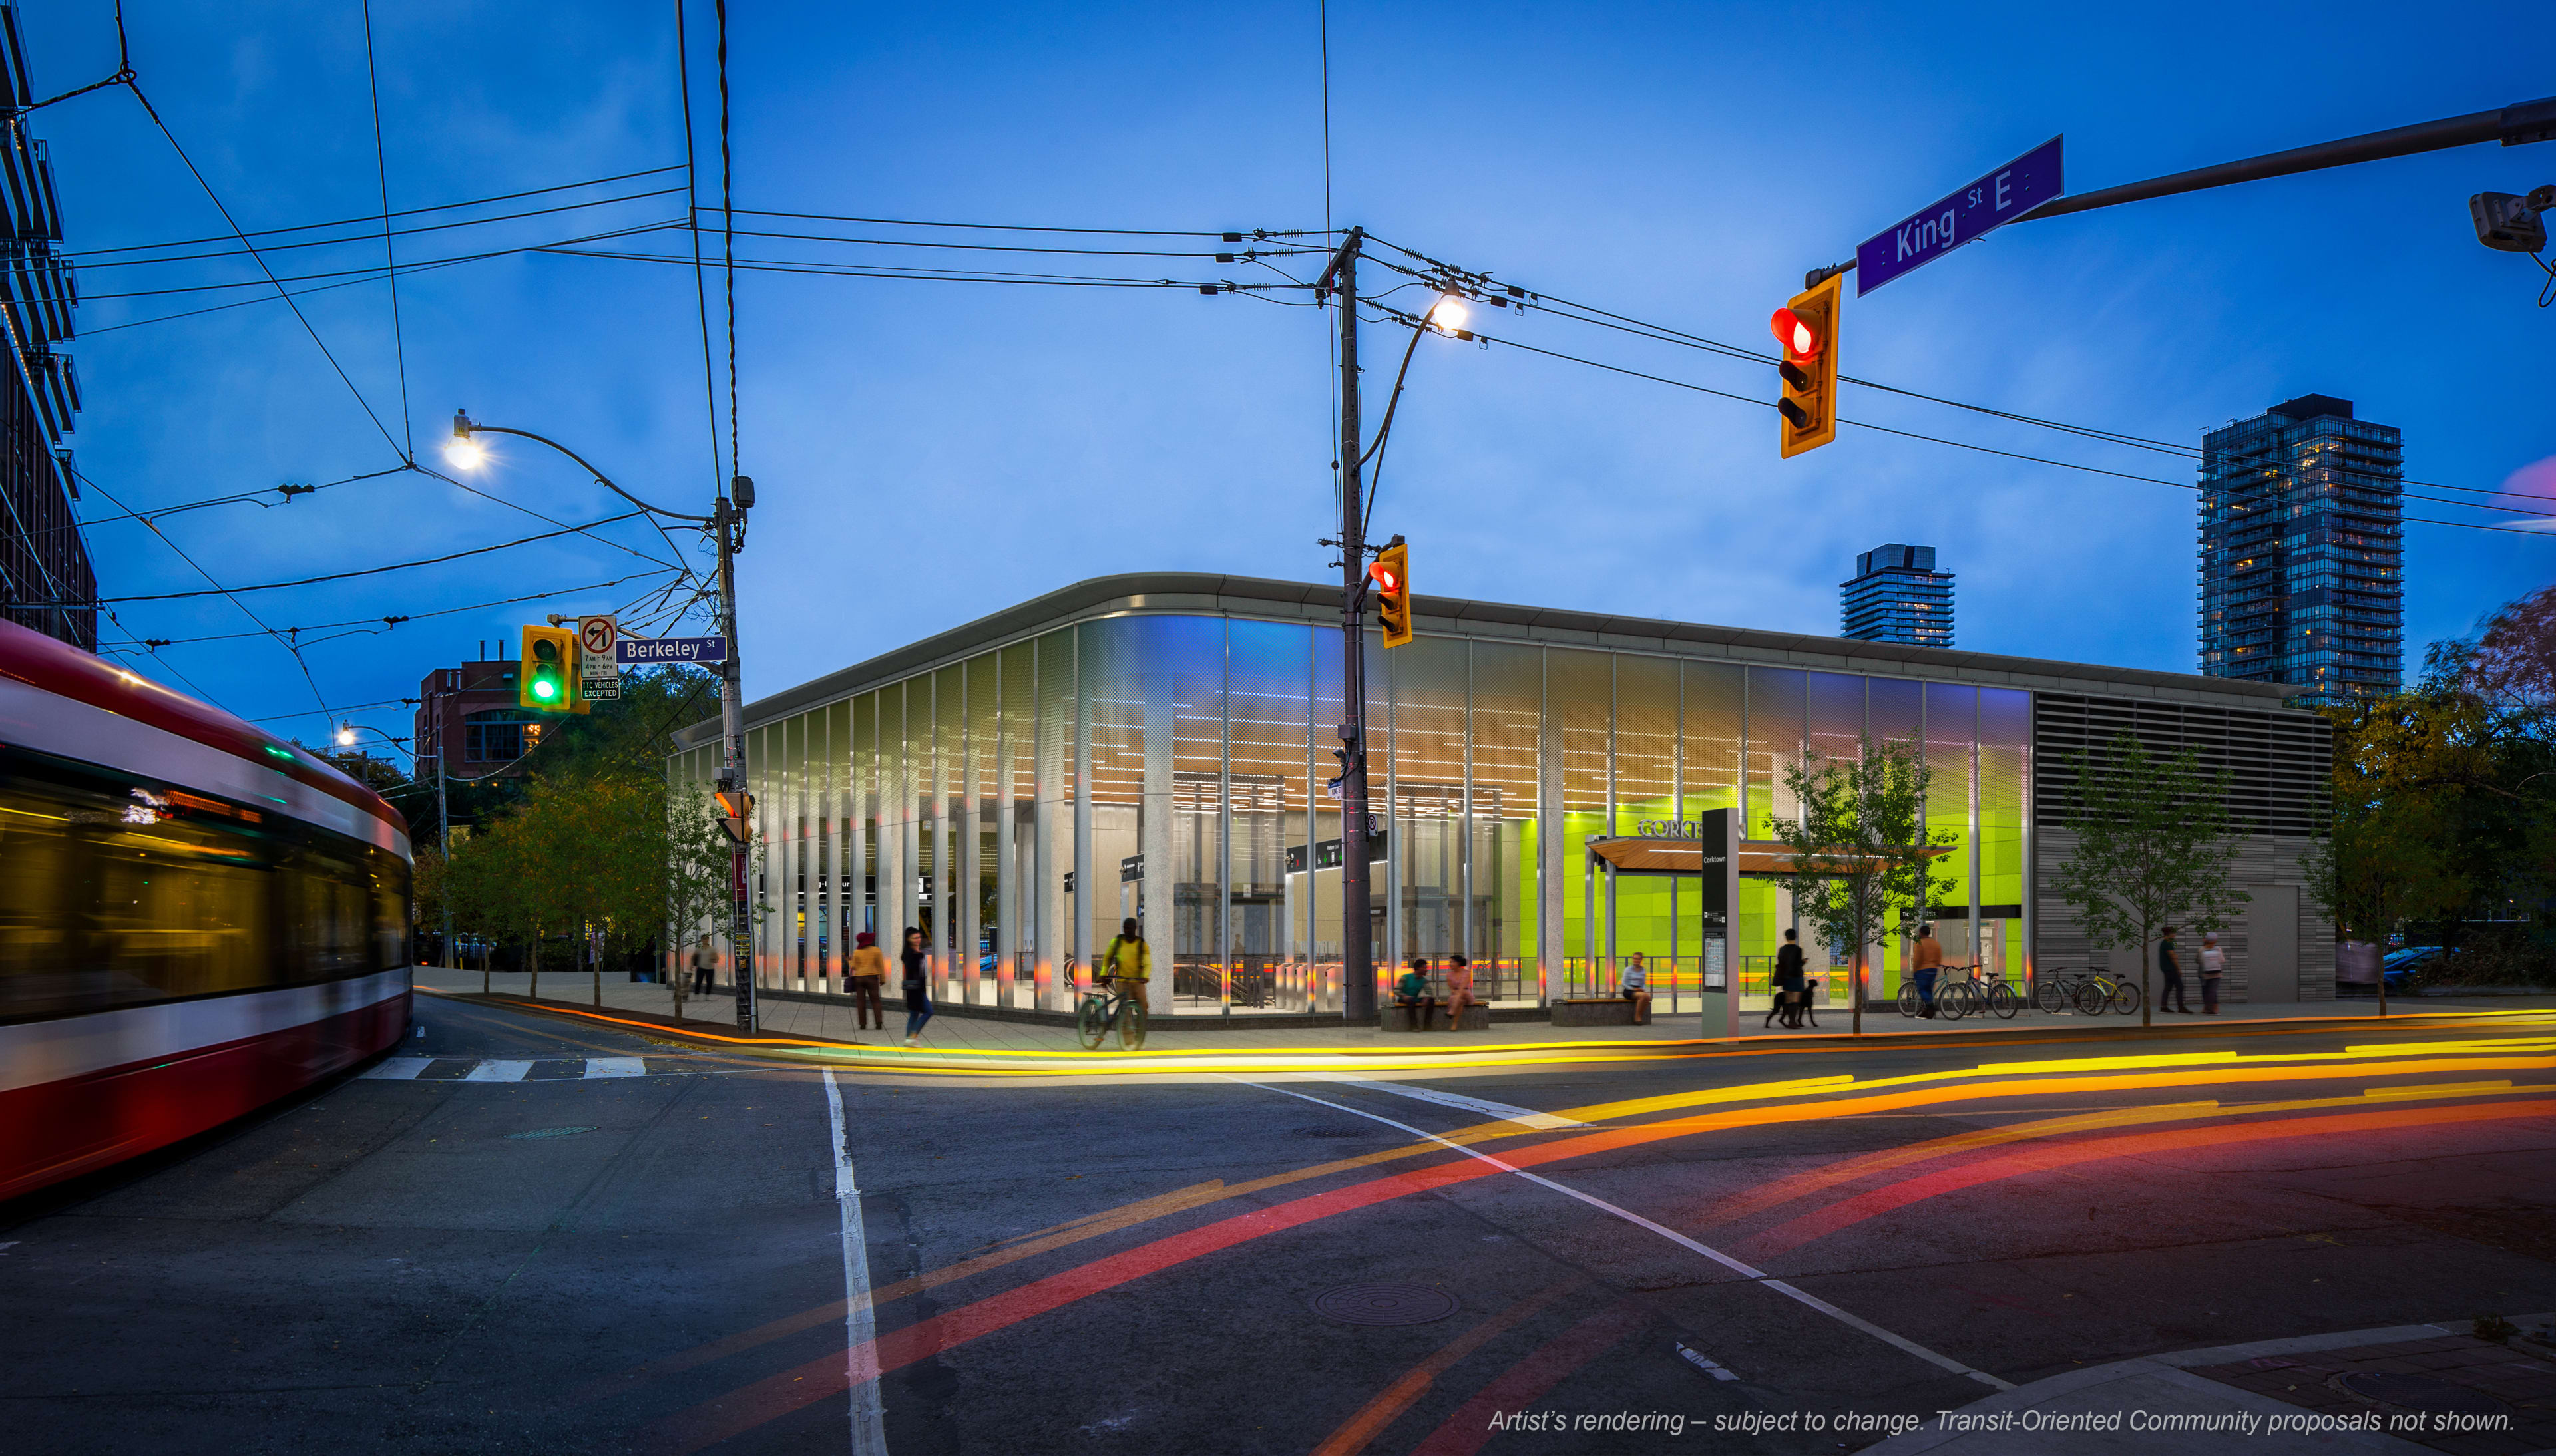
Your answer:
1855,136 -> 2063,295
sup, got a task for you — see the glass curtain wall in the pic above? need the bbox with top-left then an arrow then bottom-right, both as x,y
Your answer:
698,616 -> 2024,1017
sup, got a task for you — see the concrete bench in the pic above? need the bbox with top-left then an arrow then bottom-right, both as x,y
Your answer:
1550,997 -> 1641,1027
1378,1003 -> 1492,1032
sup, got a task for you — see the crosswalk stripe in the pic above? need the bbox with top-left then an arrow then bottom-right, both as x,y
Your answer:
586,1057 -> 648,1079
362,1057 -> 433,1081
1315,1075 -> 1586,1129
463,1060 -> 534,1082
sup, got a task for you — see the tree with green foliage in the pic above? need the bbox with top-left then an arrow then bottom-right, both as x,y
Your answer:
2048,732 -> 2248,1027
1770,733 -> 1957,1035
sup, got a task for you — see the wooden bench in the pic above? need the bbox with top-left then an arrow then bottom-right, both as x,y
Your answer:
1550,997 -> 1641,1027
1378,1003 -> 1492,1032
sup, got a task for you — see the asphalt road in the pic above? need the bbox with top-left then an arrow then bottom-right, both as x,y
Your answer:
7,1000 -> 2555,1454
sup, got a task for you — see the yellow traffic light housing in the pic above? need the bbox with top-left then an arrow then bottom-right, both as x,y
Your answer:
1772,272 -> 1842,458
519,624 -> 586,714
1369,540 -> 1412,648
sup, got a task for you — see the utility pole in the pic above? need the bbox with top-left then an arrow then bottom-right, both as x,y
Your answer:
444,411 -> 756,1030
716,483 -> 757,1033
1317,227 -> 1377,1024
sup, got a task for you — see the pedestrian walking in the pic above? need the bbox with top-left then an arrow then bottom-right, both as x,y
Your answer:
690,934 -> 716,996
2197,930 -> 2225,1015
1621,952 -> 1651,1025
1442,954 -> 1478,1032
848,930 -> 887,1032
1912,924 -> 1944,1019
901,927 -> 933,1047
1768,928 -> 1809,1029
2158,925 -> 2191,1013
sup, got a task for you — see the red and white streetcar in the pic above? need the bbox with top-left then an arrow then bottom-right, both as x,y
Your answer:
0,619 -> 412,1202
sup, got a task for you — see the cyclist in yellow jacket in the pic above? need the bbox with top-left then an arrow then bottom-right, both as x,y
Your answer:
1101,917 -> 1152,1000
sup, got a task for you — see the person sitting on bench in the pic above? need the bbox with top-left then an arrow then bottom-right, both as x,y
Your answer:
1394,957 -> 1438,1030
1621,953 -> 1651,1025
1443,954 -> 1478,1032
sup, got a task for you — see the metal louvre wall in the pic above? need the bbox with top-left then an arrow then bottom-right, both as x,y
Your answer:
2031,691 -> 2334,1000
2031,692 -> 2329,837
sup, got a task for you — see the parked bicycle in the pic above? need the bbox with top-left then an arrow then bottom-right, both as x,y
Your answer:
2034,966 -> 2098,1014
1934,964 -> 2021,1021
1076,972 -> 1150,1050
2073,966 -> 2142,1016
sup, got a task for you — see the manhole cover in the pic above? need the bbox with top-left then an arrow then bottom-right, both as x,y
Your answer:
507,1126 -> 598,1141
1311,1284 -> 1459,1326
2336,1371 -> 2510,1417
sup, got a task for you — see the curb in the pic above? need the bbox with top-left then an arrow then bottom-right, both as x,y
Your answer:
417,986 -> 2556,1075
1868,1316 -> 2553,1455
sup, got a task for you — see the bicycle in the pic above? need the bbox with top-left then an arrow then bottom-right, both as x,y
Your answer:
1935,964 -> 2020,1021
1076,976 -> 1150,1050
2072,968 -> 2143,1017
2035,966 -> 2098,1014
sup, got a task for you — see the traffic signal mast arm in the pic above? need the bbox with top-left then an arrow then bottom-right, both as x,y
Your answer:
1802,94 -> 2556,288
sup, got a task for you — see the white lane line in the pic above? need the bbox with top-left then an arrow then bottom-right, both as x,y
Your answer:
463,1060 -> 534,1083
823,1069 -> 890,1455
1311,1075 -> 1585,1129
585,1057 -> 649,1079
1675,1340 -> 1740,1380
1229,1076 -> 2013,1392
361,1057 -> 433,1081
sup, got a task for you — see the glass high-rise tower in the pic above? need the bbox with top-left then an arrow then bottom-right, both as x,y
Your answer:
2197,395 -> 2403,705
1841,543 -> 1954,647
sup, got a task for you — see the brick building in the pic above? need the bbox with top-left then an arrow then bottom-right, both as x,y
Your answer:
414,655 -> 543,784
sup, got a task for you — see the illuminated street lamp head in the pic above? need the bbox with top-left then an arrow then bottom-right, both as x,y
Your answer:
335,723 -> 356,747
445,409 -> 485,469
1428,294 -> 1470,333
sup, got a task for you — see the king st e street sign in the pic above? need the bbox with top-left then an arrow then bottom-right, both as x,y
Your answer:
1855,137 -> 2063,295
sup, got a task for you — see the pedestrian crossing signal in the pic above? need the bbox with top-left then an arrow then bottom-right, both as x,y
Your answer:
519,625 -> 587,714
714,789 -> 753,843
1772,273 -> 1841,458
1369,540 -> 1412,648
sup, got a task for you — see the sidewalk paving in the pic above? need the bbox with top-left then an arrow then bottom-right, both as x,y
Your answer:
411,968 -> 2556,1063
1870,1318 -> 2556,1455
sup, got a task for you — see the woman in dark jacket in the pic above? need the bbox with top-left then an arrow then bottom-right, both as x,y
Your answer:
901,927 -> 933,1047
1768,928 -> 1809,1029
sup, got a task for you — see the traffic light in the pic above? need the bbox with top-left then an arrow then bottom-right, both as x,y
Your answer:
1369,539 -> 1412,648
1771,272 -> 1842,458
714,788 -> 753,843
519,624 -> 586,713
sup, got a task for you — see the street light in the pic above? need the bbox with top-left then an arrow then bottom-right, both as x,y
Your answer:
1426,293 -> 1469,333
444,407 -> 761,1031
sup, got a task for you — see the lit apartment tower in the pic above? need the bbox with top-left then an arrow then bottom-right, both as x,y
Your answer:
1840,543 -> 1954,647
2197,395 -> 2403,705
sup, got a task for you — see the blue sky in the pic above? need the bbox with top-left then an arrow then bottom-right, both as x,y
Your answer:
27,0 -> 2556,748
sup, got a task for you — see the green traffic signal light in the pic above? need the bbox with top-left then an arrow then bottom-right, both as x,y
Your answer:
532,678 -> 557,701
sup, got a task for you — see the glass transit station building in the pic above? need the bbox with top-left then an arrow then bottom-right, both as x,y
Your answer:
670,573 -> 2333,1020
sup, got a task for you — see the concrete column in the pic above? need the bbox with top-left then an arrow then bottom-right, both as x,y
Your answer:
1072,630 -> 1093,991
1035,639 -> 1066,1011
1538,649 -> 1561,1003
996,658 -> 1016,1009
1141,650 -> 1175,1018
960,669 -> 982,1008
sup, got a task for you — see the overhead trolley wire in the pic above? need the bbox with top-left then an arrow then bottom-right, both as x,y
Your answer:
105,570 -> 680,650
63,186 -> 690,272
72,164 -> 686,258
79,218 -> 683,335
1359,234 -> 2556,521
675,0 -> 726,499
1404,309 -> 2556,540
359,0 -> 411,458
5,511 -> 654,609
726,206 -> 1332,240
120,75 -> 405,460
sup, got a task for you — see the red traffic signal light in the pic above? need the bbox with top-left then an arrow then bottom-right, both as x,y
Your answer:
1365,559 -> 1401,594
1770,306 -> 1822,363
1369,540 -> 1412,649
714,789 -> 753,843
